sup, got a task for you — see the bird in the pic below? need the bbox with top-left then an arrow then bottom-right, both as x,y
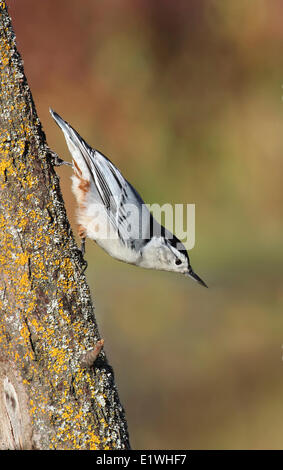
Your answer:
50,109 -> 207,287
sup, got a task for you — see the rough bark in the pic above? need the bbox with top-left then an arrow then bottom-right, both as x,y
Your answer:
0,2 -> 130,450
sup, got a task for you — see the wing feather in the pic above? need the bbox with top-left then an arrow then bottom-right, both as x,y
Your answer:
50,109 -> 152,249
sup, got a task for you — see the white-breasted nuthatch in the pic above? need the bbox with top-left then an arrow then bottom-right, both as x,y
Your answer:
50,109 -> 207,287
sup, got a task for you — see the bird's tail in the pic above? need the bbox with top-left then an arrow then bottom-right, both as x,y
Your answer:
49,108 -> 93,182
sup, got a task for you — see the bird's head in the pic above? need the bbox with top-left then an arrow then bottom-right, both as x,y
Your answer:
140,234 -> 207,287
166,236 -> 208,287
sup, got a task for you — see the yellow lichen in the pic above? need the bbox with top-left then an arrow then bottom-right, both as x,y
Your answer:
0,2 -> 126,449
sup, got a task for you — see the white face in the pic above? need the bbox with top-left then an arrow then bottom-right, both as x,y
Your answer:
139,237 -> 190,274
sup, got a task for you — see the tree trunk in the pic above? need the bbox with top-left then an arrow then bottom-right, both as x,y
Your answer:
0,2 -> 130,450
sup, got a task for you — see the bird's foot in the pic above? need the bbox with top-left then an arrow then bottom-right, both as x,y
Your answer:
80,237 -> 86,256
48,150 -> 72,167
81,257 -> 88,273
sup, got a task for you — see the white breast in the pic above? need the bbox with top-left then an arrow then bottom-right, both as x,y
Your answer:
77,198 -> 141,265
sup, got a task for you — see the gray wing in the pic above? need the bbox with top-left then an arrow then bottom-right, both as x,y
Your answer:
50,109 -> 157,250
86,149 -> 154,250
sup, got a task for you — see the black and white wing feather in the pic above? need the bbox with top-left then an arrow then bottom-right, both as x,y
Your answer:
50,109 -> 152,249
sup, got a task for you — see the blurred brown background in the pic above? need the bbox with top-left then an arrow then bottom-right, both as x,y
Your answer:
6,0 -> 283,449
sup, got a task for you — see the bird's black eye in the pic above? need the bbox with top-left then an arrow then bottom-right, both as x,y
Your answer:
175,258 -> 182,265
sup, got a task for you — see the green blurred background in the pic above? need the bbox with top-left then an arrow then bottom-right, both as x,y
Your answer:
7,0 -> 283,449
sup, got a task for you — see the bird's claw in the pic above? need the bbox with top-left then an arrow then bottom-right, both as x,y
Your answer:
48,150 -> 72,167
80,238 -> 86,256
81,258 -> 88,273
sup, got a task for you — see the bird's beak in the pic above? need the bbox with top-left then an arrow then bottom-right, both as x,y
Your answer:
187,268 -> 208,288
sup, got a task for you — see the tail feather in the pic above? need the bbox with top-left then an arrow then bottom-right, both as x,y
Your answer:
49,108 -> 92,181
